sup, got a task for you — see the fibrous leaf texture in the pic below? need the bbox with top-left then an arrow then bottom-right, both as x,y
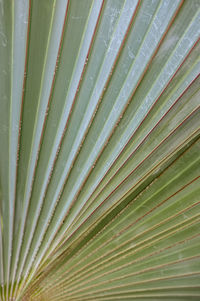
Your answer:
0,0 -> 200,300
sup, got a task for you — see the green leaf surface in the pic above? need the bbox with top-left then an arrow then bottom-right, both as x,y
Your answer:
0,0 -> 200,300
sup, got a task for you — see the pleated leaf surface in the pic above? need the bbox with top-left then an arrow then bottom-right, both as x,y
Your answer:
0,0 -> 200,300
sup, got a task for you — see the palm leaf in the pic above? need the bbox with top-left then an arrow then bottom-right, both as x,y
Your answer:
0,0 -> 200,300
